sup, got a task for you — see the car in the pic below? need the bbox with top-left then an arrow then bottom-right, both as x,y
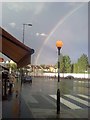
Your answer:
65,75 -> 74,79
23,76 -> 32,83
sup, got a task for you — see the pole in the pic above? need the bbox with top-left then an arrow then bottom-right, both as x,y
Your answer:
23,23 -> 32,44
23,24 -> 25,44
19,24 -> 25,117
57,47 -> 61,114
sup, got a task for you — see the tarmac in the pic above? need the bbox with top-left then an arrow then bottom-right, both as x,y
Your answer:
2,94 -> 89,120
1,79 -> 89,120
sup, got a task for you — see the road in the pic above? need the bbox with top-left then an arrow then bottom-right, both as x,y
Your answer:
20,77 -> 90,118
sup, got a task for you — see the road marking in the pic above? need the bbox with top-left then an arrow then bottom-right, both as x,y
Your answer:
42,95 -> 56,107
50,95 -> 82,109
77,94 -> 90,100
74,81 -> 89,84
64,95 -> 89,106
29,95 -> 38,103
22,94 -> 38,103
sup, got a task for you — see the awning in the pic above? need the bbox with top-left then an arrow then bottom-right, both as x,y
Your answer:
0,27 -> 34,68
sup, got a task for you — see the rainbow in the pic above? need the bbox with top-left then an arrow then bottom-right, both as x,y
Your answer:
35,3 -> 86,65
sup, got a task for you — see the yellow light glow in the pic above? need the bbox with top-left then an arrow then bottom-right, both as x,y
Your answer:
56,40 -> 63,48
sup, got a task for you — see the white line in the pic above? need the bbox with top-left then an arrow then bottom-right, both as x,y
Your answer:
65,95 -> 89,106
50,95 -> 82,110
42,95 -> 56,107
77,94 -> 90,100
29,96 -> 38,103
22,94 -> 38,103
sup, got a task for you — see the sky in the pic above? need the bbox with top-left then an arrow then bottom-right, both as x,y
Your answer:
0,1 -> 88,65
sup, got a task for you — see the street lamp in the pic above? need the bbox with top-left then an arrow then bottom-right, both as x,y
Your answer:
19,23 -> 32,116
23,23 -> 32,44
56,40 -> 63,114
22,23 -> 32,79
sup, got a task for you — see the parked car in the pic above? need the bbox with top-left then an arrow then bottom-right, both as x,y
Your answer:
65,75 -> 74,79
23,76 -> 32,83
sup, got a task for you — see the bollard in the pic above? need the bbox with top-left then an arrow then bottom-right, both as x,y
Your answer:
57,89 -> 60,114
4,78 -> 7,96
9,83 -> 12,94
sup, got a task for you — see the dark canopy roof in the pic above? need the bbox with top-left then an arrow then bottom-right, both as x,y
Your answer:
0,27 -> 34,68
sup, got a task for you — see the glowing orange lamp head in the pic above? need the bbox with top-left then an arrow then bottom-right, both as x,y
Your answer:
56,40 -> 63,49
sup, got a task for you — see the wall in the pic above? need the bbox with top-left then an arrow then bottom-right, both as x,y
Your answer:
43,73 -> 89,79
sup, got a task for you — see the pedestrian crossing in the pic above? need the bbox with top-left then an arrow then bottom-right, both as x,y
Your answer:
22,92 -> 90,110
49,94 -> 90,110
77,94 -> 90,99
64,95 -> 89,106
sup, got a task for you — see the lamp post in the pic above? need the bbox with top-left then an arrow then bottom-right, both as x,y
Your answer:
55,67 -> 57,78
23,23 -> 32,44
19,23 -> 32,116
56,40 -> 63,114
22,23 -> 32,76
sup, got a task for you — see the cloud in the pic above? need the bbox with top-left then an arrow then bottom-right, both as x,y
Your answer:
36,32 -> 40,36
34,3 -> 45,15
40,33 -> 47,37
9,22 -> 16,28
6,3 -> 24,12
5,2 -> 45,15
36,32 -> 47,37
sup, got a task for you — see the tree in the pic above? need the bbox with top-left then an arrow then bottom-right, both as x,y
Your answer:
62,55 -> 71,73
73,63 -> 79,73
6,60 -> 17,72
77,54 -> 89,73
55,53 -> 89,73
71,64 -> 74,73
56,55 -> 71,73
60,55 -> 65,73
